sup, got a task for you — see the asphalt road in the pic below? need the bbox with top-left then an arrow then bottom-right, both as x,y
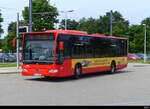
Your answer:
0,63 -> 150,106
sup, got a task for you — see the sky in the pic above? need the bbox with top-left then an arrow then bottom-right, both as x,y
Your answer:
0,0 -> 150,38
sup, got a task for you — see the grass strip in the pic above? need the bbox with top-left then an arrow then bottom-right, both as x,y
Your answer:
129,60 -> 150,64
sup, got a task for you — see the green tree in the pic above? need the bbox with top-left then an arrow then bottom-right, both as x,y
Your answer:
59,19 -> 79,30
77,17 -> 98,34
0,10 -> 4,38
112,20 -> 129,38
2,32 -> 16,53
127,18 -> 150,53
97,11 -> 129,37
141,17 -> 150,26
75,11 -> 129,37
141,18 -> 150,54
96,15 -> 110,35
128,25 -> 145,53
22,0 -> 58,32
2,22 -> 16,53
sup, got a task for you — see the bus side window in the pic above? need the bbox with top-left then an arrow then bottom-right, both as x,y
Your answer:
111,39 -> 118,57
71,36 -> 80,59
58,34 -> 72,59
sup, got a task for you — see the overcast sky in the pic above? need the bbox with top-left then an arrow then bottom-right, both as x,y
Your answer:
0,0 -> 150,38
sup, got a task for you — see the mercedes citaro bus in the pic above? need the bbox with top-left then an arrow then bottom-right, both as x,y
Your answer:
19,30 -> 128,78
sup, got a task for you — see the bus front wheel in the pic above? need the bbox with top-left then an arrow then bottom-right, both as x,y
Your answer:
110,62 -> 116,74
74,64 -> 82,79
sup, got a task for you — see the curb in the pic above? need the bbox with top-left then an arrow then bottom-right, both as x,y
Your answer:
0,72 -> 20,74
0,67 -> 21,74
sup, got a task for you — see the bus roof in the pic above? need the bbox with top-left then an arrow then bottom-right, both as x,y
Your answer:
45,30 -> 88,35
25,30 -> 128,40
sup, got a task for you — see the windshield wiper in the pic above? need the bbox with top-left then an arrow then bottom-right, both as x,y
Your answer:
23,60 -> 36,64
23,60 -> 53,65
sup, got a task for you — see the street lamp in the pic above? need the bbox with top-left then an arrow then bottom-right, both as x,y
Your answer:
29,0 -> 32,32
143,24 -> 147,63
16,12 -> 19,69
110,10 -> 113,36
60,10 -> 74,30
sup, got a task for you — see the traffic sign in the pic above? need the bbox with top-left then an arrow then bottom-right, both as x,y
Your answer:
19,25 -> 29,34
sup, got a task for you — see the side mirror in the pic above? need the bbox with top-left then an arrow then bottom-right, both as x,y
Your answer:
12,39 -> 16,47
12,37 -> 23,47
59,41 -> 64,51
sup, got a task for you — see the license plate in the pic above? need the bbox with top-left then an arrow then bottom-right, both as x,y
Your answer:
34,73 -> 42,77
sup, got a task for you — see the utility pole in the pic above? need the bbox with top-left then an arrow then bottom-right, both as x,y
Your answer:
110,10 -> 113,36
143,24 -> 147,63
16,12 -> 19,69
65,12 -> 67,30
29,0 -> 32,32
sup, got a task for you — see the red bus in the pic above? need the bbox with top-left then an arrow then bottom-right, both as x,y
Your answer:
21,30 -> 128,78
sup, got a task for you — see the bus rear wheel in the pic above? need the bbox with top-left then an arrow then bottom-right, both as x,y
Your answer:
74,64 -> 82,79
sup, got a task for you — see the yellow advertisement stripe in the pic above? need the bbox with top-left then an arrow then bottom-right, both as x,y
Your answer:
72,57 -> 128,69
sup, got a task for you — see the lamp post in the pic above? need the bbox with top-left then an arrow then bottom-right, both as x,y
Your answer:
110,10 -> 113,36
143,24 -> 147,63
16,12 -> 20,69
29,0 -> 32,32
60,10 -> 74,30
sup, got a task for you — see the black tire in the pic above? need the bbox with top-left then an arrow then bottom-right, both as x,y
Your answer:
74,64 -> 82,79
110,62 -> 116,74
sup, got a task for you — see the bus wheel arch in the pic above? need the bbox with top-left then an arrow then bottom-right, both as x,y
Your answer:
74,63 -> 82,79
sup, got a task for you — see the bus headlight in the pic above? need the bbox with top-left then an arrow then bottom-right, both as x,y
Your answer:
48,69 -> 58,73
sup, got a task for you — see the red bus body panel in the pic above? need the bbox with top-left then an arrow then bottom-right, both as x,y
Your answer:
21,59 -> 127,77
22,60 -> 74,77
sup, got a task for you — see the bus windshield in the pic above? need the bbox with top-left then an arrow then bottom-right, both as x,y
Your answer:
23,33 -> 54,65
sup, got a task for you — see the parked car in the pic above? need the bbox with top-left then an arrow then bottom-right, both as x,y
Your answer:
128,53 -> 142,60
147,54 -> 150,60
0,55 -> 3,62
135,53 -> 150,60
135,53 -> 144,60
0,54 -> 16,62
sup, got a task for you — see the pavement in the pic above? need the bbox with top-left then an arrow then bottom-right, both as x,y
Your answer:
0,67 -> 21,74
128,63 -> 150,67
